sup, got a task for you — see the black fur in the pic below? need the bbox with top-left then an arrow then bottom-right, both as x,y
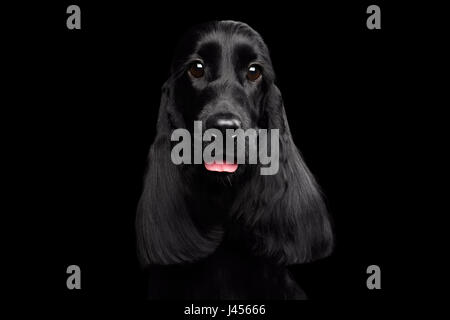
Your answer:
136,21 -> 333,299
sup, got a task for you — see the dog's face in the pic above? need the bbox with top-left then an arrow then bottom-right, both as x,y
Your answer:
167,22 -> 276,178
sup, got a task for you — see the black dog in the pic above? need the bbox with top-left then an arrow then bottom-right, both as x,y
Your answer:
136,21 -> 333,299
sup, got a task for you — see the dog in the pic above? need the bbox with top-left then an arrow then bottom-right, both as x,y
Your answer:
136,20 -> 333,299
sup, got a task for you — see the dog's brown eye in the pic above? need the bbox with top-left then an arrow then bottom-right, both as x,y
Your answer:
247,64 -> 262,81
189,61 -> 205,78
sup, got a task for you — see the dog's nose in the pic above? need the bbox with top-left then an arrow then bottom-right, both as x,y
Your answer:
205,113 -> 242,132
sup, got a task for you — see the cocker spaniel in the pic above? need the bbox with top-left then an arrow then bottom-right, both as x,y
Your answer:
136,20 -> 333,299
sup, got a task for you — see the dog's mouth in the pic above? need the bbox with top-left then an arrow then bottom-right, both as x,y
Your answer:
204,161 -> 238,173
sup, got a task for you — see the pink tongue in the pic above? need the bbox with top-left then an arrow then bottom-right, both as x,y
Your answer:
204,162 -> 238,173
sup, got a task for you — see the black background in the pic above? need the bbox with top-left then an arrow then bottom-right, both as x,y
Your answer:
7,0 -> 440,311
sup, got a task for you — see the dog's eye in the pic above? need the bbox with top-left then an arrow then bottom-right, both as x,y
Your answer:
189,61 -> 205,78
247,64 -> 262,81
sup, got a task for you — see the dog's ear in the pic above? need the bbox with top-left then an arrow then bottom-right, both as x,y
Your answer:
231,85 -> 333,265
136,82 -> 221,266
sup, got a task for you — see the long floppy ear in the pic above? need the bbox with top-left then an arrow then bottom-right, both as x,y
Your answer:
231,85 -> 333,265
136,82 -> 222,266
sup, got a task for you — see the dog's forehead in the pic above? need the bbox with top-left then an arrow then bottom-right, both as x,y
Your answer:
193,32 -> 262,62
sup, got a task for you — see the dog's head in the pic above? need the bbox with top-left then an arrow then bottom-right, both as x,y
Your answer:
165,21 -> 277,179
137,21 -> 333,266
